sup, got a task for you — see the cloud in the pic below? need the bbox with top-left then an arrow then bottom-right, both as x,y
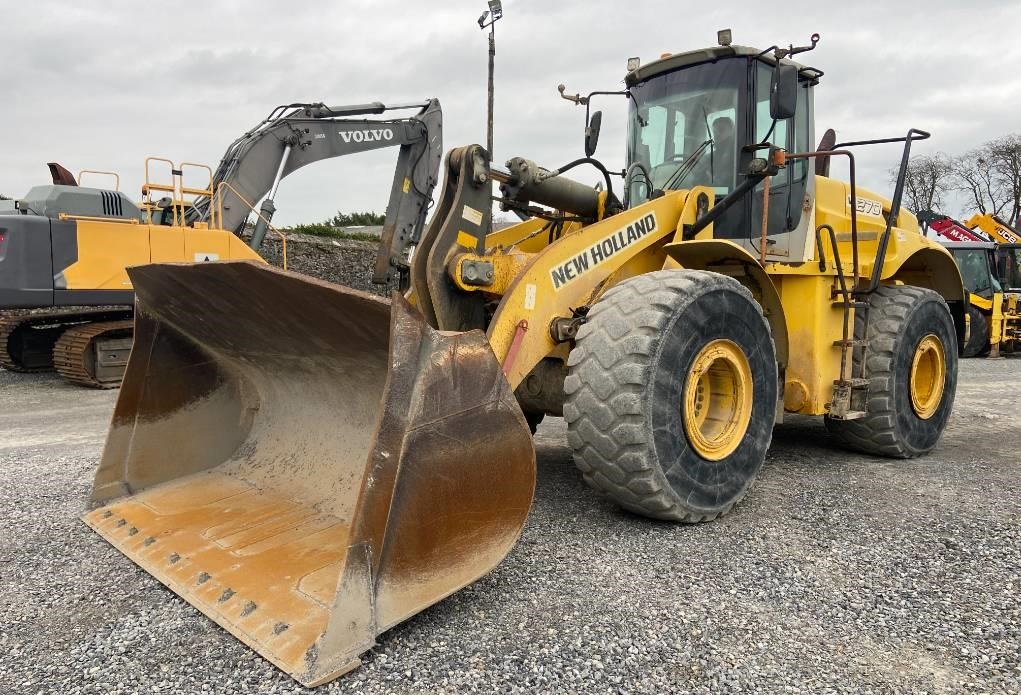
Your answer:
2,0 -> 1019,222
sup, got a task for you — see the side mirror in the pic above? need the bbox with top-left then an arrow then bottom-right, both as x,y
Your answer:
585,110 -> 602,157
769,63 -> 799,120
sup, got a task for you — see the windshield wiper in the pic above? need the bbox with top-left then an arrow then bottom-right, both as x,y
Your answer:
662,138 -> 712,190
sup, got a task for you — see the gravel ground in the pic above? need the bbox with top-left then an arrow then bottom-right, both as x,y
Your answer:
1,358 -> 1019,695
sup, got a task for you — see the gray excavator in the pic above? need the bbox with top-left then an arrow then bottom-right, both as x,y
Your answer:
0,98 -> 442,386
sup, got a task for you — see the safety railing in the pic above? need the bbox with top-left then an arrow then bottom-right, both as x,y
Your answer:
77,170 -> 121,191
212,181 -> 288,270
141,158 -> 215,228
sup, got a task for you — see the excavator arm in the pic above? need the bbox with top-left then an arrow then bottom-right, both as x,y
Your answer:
193,99 -> 443,284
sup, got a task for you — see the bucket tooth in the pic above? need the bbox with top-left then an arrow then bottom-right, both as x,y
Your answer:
82,261 -> 536,686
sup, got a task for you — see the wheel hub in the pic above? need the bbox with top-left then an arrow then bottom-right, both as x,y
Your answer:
910,334 -> 946,419
683,339 -> 754,461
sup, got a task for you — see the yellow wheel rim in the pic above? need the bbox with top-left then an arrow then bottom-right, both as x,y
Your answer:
682,339 -> 754,461
910,334 -> 946,420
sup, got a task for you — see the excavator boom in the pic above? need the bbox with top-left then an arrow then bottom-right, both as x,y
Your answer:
194,98 -> 443,284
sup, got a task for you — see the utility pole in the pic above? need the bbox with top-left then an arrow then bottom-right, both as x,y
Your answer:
478,1 -> 503,161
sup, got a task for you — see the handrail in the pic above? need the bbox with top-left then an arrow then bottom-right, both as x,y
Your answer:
143,157 -> 179,226
58,213 -> 139,224
213,181 -> 288,270
180,162 -> 214,197
78,170 -> 121,191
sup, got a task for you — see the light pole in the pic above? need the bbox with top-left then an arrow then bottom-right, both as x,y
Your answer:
478,1 -> 503,161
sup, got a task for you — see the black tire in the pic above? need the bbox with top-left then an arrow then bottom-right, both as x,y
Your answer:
563,270 -> 777,522
962,304 -> 989,358
825,285 -> 957,458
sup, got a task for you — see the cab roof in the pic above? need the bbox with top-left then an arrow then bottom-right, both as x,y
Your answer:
625,45 -> 822,88
940,241 -> 997,250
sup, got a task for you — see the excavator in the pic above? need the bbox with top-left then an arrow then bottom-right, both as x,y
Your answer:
83,33 -> 964,686
0,99 -> 442,387
918,209 -> 1021,356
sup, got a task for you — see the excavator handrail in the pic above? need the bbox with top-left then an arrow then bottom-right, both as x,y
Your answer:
179,162 -> 215,197
142,157 -> 180,226
213,181 -> 288,269
77,170 -> 121,191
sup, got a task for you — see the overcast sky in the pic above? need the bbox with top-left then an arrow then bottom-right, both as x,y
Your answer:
3,0 -> 1020,224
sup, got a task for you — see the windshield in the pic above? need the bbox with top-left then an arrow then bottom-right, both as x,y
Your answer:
997,246 -> 1021,291
627,59 -> 743,206
952,248 -> 999,297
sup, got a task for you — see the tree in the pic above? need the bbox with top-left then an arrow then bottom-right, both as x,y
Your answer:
951,134 -> 1021,223
0,194 -> 10,200
987,134 -> 1021,225
893,153 -> 953,213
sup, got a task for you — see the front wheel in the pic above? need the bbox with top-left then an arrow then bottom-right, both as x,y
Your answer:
563,270 -> 777,522
825,285 -> 958,458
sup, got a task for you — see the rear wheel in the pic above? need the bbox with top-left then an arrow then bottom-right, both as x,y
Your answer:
825,285 -> 957,457
563,270 -> 777,522
962,304 -> 989,358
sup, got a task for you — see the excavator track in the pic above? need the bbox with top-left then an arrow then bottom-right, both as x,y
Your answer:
0,309 -> 132,373
52,319 -> 135,389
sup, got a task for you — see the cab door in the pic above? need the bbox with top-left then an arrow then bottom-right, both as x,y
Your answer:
748,62 -> 813,260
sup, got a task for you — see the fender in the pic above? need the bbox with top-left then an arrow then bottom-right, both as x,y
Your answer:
662,238 -> 789,369
889,247 -> 967,355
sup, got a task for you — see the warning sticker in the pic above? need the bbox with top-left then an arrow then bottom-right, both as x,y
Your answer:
461,205 -> 484,226
194,253 -> 220,262
549,213 -> 657,290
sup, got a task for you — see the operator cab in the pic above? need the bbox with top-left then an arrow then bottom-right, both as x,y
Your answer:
996,245 -> 1021,293
624,39 -> 822,260
942,241 -> 1002,299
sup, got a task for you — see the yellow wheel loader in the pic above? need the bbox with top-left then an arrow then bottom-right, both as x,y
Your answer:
83,34 -> 965,686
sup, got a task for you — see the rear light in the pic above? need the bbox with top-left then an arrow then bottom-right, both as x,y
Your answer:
0,230 -> 7,259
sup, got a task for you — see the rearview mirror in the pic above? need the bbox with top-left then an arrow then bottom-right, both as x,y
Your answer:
585,110 -> 602,157
769,63 -> 798,120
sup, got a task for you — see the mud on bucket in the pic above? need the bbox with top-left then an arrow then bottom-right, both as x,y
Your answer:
83,261 -> 536,686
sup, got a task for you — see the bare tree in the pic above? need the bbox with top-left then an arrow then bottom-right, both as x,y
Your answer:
951,134 -> 1021,223
893,153 -> 954,213
987,134 -> 1021,224
0,194 -> 10,200
953,148 -> 1001,216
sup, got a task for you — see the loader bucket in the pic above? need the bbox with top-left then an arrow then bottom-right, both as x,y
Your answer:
82,261 -> 535,687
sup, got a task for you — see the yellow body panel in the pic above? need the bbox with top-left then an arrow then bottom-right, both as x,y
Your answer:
471,175 -> 961,416
60,220 -> 264,291
774,275 -> 845,414
485,188 -> 702,388
61,219 -> 151,290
